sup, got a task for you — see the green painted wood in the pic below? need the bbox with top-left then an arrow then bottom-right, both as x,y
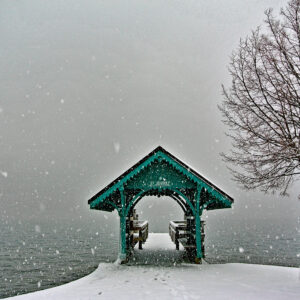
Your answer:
89,150 -> 232,211
118,187 -> 127,260
195,186 -> 202,259
125,187 -> 195,217
87,147 -> 234,264
125,159 -> 196,190
125,190 -> 148,217
107,200 -> 121,213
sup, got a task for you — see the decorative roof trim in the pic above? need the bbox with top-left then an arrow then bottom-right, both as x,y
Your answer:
88,146 -> 233,209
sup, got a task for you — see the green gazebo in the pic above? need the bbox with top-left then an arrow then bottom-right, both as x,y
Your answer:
88,146 -> 233,263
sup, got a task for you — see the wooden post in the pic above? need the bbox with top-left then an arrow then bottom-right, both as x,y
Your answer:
118,186 -> 127,262
138,229 -> 143,249
195,185 -> 202,263
129,210 -> 134,249
175,227 -> 179,250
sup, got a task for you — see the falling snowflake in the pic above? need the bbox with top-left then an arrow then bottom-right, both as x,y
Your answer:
35,225 -> 41,233
0,171 -> 7,178
239,247 -> 244,253
113,142 -> 120,154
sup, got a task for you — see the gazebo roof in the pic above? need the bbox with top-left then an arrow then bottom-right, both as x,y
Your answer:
88,146 -> 233,211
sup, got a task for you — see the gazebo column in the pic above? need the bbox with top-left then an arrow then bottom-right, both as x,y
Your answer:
195,185 -> 202,263
118,186 -> 127,262
126,209 -> 133,251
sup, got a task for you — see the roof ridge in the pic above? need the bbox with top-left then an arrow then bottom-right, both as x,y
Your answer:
88,146 -> 233,206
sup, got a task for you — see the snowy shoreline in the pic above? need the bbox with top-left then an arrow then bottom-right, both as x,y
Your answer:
7,234 -> 300,300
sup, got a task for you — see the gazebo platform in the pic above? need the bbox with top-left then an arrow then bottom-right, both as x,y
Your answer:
128,233 -> 186,266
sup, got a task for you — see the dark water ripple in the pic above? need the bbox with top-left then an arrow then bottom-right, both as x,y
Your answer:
0,220 -> 119,298
0,219 -> 299,298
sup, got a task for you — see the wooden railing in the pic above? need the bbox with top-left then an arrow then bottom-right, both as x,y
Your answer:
131,220 -> 149,250
169,221 -> 188,250
169,220 -> 205,258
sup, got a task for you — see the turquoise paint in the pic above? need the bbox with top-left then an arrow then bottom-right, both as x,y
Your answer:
119,187 -> 127,260
125,187 -> 196,217
125,190 -> 148,217
107,200 -> 121,213
172,188 -> 196,215
158,152 -> 231,208
125,159 -> 195,190
88,149 -> 234,264
89,151 -> 232,211
90,154 -> 158,208
195,186 -> 202,259
200,199 -> 218,214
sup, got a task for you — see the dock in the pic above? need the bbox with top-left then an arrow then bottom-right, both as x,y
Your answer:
129,233 -> 186,265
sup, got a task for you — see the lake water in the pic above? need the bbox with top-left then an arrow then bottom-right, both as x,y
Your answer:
0,217 -> 299,298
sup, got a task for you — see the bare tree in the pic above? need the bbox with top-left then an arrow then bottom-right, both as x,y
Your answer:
219,0 -> 300,196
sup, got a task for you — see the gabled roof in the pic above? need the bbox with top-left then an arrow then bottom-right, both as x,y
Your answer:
88,146 -> 233,209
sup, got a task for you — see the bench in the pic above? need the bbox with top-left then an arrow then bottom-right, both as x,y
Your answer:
177,238 -> 196,249
132,220 -> 149,249
129,209 -> 149,250
169,220 -> 188,250
169,220 -> 206,258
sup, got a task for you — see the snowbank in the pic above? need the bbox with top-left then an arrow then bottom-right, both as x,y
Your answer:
8,234 -> 300,300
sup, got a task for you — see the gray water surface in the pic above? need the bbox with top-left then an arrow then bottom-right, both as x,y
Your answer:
0,218 -> 299,298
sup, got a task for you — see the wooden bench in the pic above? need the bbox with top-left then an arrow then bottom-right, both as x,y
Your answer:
132,220 -> 149,249
169,220 -> 188,250
169,220 -> 206,259
177,237 -> 196,249
129,209 -> 149,250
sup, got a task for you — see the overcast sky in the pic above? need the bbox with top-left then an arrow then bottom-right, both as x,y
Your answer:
0,0 -> 298,228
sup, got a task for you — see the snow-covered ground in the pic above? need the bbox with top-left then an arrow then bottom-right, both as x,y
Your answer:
8,234 -> 300,300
